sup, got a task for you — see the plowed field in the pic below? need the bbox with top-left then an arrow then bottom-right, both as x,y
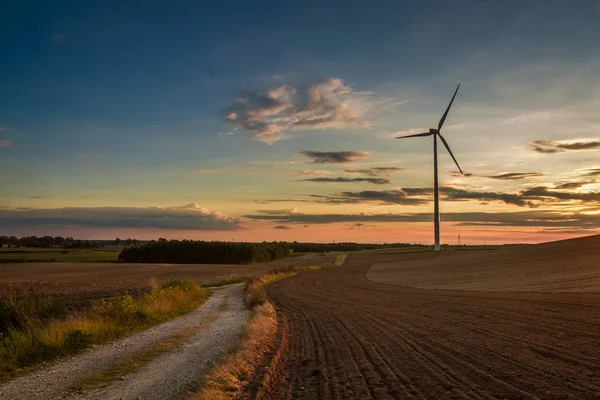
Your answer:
262,236 -> 600,399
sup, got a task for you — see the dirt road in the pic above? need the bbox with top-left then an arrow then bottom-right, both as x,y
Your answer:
0,284 -> 247,400
262,255 -> 600,399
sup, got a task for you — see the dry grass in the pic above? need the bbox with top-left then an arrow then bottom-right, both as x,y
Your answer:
0,279 -> 209,381
191,264 -> 326,400
192,303 -> 277,400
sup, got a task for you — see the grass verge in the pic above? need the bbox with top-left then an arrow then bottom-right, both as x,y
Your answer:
191,264 -> 329,400
0,278 -> 209,382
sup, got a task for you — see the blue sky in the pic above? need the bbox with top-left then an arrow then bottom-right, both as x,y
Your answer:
1,0 -> 600,243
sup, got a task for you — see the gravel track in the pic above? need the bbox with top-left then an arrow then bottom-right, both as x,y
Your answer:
0,284 -> 247,400
262,255 -> 600,400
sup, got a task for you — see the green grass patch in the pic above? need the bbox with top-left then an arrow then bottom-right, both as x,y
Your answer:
0,279 -> 209,382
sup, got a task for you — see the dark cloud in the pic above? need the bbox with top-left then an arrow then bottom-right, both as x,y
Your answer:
484,172 -> 545,180
530,140 -> 600,154
452,172 -> 544,180
300,151 -> 369,164
273,225 -> 291,230
521,186 -> 600,202
298,177 -> 391,185
584,169 -> 600,177
254,208 -> 299,215
223,78 -> 370,144
554,181 -> 594,190
243,210 -> 600,229
344,167 -> 406,177
322,190 -> 429,205
0,203 -> 240,231
444,188 -> 535,207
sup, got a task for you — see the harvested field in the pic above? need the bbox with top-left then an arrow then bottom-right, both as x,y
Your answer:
261,236 -> 600,399
0,253 -> 334,299
368,235 -> 600,292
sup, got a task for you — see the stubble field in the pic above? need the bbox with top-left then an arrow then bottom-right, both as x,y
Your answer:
259,235 -> 600,399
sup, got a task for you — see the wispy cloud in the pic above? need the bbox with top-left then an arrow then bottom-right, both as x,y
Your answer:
273,225 -> 291,230
0,140 -> 12,148
223,78 -> 374,144
296,170 -> 329,176
255,208 -> 300,215
298,177 -> 391,185
0,203 -> 240,231
300,150 -> 369,164
530,139 -> 600,153
343,167 -> 406,176
483,172 -> 546,180
28,196 -> 52,199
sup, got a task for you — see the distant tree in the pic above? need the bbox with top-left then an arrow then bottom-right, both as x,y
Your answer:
115,237 -> 121,246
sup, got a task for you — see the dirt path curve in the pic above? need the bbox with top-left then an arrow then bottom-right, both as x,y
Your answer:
262,255 -> 600,400
0,284 -> 248,400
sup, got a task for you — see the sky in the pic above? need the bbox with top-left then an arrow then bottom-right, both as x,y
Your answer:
1,0 -> 600,244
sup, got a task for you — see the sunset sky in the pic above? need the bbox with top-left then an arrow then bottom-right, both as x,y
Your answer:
1,0 -> 599,244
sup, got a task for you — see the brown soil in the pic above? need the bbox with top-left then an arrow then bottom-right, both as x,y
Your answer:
261,236 -> 600,399
0,253 -> 333,299
368,235 -> 600,292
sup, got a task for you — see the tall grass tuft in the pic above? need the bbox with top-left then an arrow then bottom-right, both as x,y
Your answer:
0,279 -> 208,381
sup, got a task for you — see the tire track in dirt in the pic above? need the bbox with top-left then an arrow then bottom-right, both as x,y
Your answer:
261,256 -> 600,400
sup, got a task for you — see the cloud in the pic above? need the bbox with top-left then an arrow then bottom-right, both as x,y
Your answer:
298,177 -> 391,185
343,167 -> 406,176
530,139 -> 600,153
194,169 -> 218,174
521,186 -> 600,202
296,170 -> 329,176
223,78 -> 373,144
453,171 -> 544,180
320,190 -> 429,206
0,203 -> 240,231
273,225 -> 291,230
0,127 -> 7,131
243,210 -> 600,229
0,140 -> 12,148
255,208 -> 299,215
300,150 -> 369,164
483,172 -> 545,180
554,181 -> 595,190
29,196 -> 52,199
583,168 -> 600,177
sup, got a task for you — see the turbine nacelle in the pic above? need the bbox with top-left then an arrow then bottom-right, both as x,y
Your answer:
429,128 -> 440,134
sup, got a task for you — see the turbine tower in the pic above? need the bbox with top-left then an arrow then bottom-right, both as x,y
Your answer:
397,84 -> 464,251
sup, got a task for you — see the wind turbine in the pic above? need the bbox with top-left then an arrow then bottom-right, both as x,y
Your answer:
397,84 -> 464,251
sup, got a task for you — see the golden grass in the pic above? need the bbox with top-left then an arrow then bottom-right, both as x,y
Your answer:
191,264 -> 325,400
192,302 -> 277,400
0,279 -> 209,381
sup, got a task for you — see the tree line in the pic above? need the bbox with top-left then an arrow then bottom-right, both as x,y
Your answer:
287,241 -> 419,253
0,236 -> 98,248
118,239 -> 291,264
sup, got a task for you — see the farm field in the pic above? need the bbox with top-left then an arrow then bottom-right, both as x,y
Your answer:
0,248 -> 121,263
260,235 -> 600,399
0,253 -> 335,299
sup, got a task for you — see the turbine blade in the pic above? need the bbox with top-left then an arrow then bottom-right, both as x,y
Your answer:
438,133 -> 463,175
437,84 -> 460,130
396,132 -> 432,139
